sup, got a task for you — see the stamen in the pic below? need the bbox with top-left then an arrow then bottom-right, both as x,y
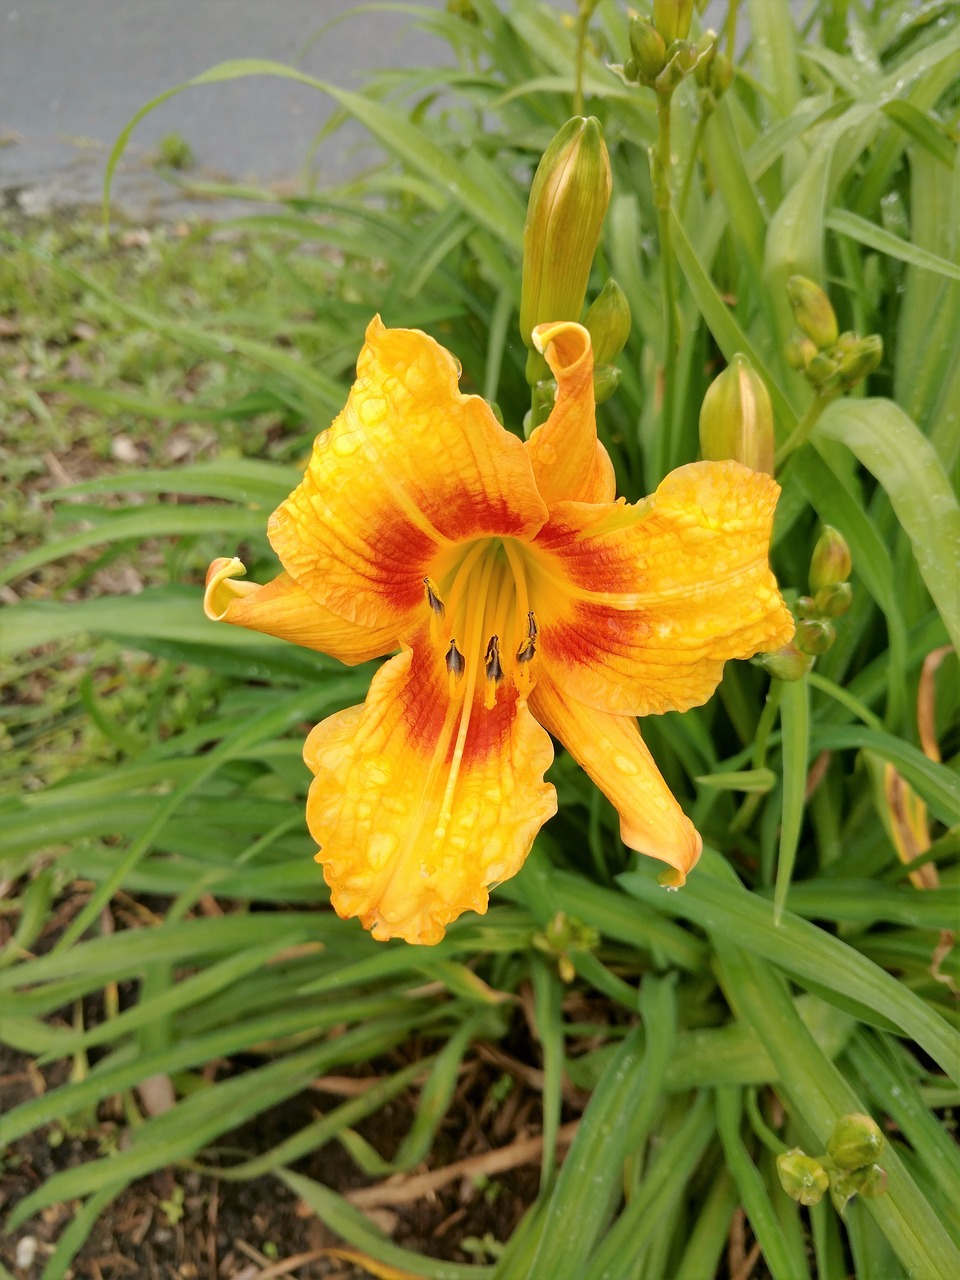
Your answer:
424,576 -> 445,617
484,635 -> 504,684
445,639 -> 465,680
516,611 -> 538,663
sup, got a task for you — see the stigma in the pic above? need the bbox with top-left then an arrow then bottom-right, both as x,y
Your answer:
425,538 -> 538,708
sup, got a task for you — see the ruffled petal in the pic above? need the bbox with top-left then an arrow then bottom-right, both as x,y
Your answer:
203,558 -> 398,665
530,673 -> 701,885
532,461 -> 795,716
303,627 -> 557,945
269,317 -> 548,634
526,321 -> 616,505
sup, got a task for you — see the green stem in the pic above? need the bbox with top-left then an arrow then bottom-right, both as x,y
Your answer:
573,8 -> 589,115
726,0 -> 740,61
774,390 -> 839,469
653,89 -> 679,483
677,107 -> 709,220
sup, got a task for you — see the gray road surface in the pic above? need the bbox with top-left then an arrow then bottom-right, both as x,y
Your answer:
0,0 -> 449,216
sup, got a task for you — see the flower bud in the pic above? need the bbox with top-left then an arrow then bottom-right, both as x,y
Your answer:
796,595 -> 818,620
814,582 -> 852,618
796,617 -> 835,656
854,1163 -> 888,1198
709,50 -> 734,95
756,644 -> 813,681
520,117 -> 612,353
805,351 -> 839,389
810,526 -> 851,592
786,276 -> 839,350
836,333 -> 883,388
628,17 -> 667,81
584,279 -> 632,364
655,41 -> 697,93
699,353 -> 775,475
827,1113 -> 885,1171
592,364 -> 622,404
777,1149 -> 830,1206
654,0 -> 694,44
785,329 -> 818,371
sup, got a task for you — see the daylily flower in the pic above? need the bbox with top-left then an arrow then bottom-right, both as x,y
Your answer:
205,317 -> 793,944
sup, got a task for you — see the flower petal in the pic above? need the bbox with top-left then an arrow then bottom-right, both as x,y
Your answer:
530,673 -> 701,884
204,558 -> 398,664
527,321 -> 616,505
303,628 -> 557,944
532,460 -> 795,715
269,317 -> 548,634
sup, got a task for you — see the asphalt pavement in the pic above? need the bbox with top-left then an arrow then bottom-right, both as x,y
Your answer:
0,0 -> 449,216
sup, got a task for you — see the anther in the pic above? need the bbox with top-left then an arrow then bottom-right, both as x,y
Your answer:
424,576 -> 445,618
445,639 -> 465,680
484,635 -> 504,684
517,611 -> 538,663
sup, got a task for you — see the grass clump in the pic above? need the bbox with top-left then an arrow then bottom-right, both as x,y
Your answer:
2,2 -> 959,1278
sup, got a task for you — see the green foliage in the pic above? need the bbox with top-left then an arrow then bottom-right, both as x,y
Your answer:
2,2 -> 959,1278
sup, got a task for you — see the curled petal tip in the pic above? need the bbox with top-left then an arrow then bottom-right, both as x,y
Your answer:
203,556 -> 248,621
532,320 -> 592,372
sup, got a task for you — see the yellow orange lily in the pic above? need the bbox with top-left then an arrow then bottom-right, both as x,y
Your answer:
205,317 -> 793,944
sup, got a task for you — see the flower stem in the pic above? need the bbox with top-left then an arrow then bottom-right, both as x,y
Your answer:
726,0 -> 740,60
774,390 -> 839,469
652,89 -> 679,482
573,8 -> 589,115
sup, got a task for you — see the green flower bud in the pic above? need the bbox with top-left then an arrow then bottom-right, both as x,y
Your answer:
693,30 -> 717,86
796,595 -> 818,620
787,275 -> 839,350
654,0 -> 694,44
520,117 -> 612,351
777,1149 -> 830,1206
592,364 -> 622,404
756,644 -> 813,682
796,617 -> 835,656
622,56 -> 640,82
699,353 -> 775,475
827,1113 -> 885,1171
785,329 -> 818,371
629,17 -> 667,81
805,350 -> 839,389
584,279 -> 632,364
810,526 -> 852,592
655,41 -> 698,93
836,333 -> 883,388
854,1163 -> 888,1198
814,582 -> 853,618
709,50 -> 734,95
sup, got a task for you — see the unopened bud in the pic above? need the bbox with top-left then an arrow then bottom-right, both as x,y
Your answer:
810,526 -> 852,592
584,279 -> 632,364
814,582 -> 852,617
796,596 -> 817,619
805,351 -> 839,389
710,50 -> 734,95
693,30 -> 717,86
699,353 -> 775,475
520,117 -> 612,352
796,617 -> 835,656
654,0 -> 694,44
853,1163 -> 888,1198
827,1113 -> 885,1171
785,329 -> 818,371
592,364 -> 622,404
787,276 -> 839,350
756,644 -> 813,681
628,17 -> 667,80
777,1149 -> 830,1206
836,334 -> 883,388
655,41 -> 697,93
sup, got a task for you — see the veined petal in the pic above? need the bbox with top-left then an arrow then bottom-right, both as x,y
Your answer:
204,558 -> 398,665
269,317 -> 548,632
530,674 -> 701,885
533,461 -> 795,716
303,628 -> 557,945
527,321 -> 616,505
